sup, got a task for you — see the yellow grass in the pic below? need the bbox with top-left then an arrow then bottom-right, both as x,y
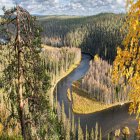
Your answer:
42,44 -> 60,51
67,81 -> 129,114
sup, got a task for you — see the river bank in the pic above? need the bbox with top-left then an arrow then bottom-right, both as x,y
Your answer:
67,81 -> 130,114
55,54 -> 136,137
41,45 -> 82,107
49,53 -> 82,107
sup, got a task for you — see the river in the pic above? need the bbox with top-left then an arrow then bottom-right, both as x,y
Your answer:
55,54 -> 137,139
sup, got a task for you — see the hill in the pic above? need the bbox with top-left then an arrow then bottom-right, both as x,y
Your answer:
39,13 -> 126,62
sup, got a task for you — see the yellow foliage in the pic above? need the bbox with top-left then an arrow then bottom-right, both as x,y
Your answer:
94,54 -> 99,61
0,123 -> 3,135
113,0 -> 140,119
0,89 -> 20,137
122,126 -> 130,136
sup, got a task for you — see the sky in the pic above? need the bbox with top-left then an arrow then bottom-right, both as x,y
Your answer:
0,0 -> 126,16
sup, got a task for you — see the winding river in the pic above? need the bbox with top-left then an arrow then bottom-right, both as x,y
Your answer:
55,54 -> 137,138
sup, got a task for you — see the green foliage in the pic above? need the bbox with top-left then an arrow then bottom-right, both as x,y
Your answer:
0,6 -> 61,139
0,134 -> 22,140
0,44 -> 80,139
39,13 -> 125,61
95,123 -> 98,140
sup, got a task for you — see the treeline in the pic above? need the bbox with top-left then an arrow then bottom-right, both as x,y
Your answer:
41,45 -> 81,106
81,55 -> 129,104
39,13 -> 126,61
41,46 -> 81,85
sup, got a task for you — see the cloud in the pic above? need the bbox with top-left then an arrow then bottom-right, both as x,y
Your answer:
0,0 -> 126,15
117,0 -> 124,5
0,0 -> 15,14
66,0 -> 125,15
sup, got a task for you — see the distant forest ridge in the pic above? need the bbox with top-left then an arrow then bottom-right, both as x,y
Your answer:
39,13 -> 126,62
37,13 -> 125,20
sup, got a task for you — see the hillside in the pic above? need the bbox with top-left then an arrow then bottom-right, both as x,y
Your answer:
39,13 -> 126,62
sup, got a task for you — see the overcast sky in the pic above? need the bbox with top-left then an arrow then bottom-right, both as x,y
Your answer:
0,0 -> 126,15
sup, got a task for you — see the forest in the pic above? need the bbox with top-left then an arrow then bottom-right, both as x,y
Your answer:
41,45 -> 81,106
81,55 -> 130,104
0,0 -> 140,140
39,13 -> 125,61
0,41 -> 81,139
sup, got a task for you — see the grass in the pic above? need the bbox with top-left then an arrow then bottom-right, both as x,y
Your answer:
42,44 -> 60,51
67,81 -> 129,114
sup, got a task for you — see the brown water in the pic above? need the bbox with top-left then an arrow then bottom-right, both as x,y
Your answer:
55,54 -> 137,138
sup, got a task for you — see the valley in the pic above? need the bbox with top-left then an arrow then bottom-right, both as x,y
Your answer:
0,1 -> 140,139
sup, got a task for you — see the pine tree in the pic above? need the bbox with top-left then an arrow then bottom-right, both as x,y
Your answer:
1,6 -> 50,139
71,113 -> 76,140
85,125 -> 89,140
90,128 -> 94,140
78,119 -> 84,140
65,119 -> 71,140
99,127 -> 102,140
95,123 -> 99,140
107,133 -> 110,140
61,101 -> 66,127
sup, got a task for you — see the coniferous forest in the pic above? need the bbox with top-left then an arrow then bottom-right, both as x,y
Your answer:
39,13 -> 125,61
0,0 -> 140,140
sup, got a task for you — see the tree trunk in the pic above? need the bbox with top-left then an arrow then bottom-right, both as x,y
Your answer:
16,6 -> 26,140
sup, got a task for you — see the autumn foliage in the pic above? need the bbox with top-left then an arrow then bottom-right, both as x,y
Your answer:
113,0 -> 140,117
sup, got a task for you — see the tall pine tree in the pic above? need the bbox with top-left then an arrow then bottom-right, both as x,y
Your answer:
1,6 -> 50,139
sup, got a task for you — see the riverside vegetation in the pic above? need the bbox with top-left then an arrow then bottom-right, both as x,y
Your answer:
38,1 -> 140,138
41,45 -> 81,107
0,0 -> 140,139
67,55 -> 130,114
